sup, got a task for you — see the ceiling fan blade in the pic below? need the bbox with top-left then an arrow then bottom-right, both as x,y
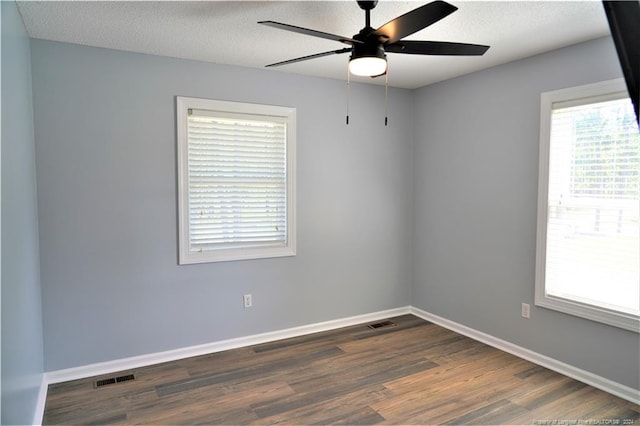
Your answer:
386,40 -> 490,56
373,1 -> 458,45
259,21 -> 363,45
265,48 -> 352,68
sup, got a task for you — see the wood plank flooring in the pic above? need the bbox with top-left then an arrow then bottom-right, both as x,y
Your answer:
43,315 -> 640,425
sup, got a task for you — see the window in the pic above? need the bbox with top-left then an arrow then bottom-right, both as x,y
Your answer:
176,97 -> 296,264
536,79 -> 639,332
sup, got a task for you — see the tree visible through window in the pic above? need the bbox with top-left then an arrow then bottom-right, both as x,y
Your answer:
570,104 -> 639,199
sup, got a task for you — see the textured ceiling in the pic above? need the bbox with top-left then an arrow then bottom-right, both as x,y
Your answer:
17,1 -> 611,89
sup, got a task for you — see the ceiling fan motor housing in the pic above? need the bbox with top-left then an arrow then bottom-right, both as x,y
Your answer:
351,27 -> 387,62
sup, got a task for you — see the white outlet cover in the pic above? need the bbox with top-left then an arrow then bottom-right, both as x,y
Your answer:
243,294 -> 252,308
521,303 -> 530,319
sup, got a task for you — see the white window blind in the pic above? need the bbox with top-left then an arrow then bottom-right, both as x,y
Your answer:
177,97 -> 296,264
536,79 -> 640,332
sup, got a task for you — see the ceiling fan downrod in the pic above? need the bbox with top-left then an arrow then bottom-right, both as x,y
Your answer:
357,1 -> 378,28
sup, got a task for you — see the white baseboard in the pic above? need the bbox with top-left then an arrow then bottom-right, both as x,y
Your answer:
37,304 -> 638,426
409,306 -> 640,405
45,306 -> 411,385
33,374 -> 48,426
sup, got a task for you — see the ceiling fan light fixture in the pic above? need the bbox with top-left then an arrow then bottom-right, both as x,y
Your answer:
349,55 -> 387,76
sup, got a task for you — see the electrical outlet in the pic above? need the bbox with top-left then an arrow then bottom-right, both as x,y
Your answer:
521,303 -> 530,319
243,294 -> 252,308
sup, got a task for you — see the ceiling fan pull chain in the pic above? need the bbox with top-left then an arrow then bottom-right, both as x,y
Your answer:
384,66 -> 389,126
346,64 -> 351,125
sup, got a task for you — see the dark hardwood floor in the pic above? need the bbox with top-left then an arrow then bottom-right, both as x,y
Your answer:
43,315 -> 640,425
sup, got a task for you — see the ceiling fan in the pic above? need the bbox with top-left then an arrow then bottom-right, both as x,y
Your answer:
259,0 -> 490,78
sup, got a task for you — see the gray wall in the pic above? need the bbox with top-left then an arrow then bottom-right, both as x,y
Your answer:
30,40 -> 414,371
1,1 -> 45,424
412,36 -> 640,390
21,24 -> 640,398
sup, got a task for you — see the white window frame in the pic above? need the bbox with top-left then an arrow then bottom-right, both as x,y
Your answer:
176,96 -> 296,264
535,78 -> 639,332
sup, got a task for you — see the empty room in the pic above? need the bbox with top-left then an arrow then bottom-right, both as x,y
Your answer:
2,0 -> 639,424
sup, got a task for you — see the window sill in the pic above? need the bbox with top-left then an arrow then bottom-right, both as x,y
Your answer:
535,293 -> 640,333
179,245 -> 296,265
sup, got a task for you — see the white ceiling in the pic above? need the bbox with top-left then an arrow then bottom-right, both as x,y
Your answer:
16,1 -> 611,89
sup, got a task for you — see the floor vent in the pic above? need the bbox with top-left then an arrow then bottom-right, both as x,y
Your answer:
94,374 -> 135,388
367,320 -> 396,329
